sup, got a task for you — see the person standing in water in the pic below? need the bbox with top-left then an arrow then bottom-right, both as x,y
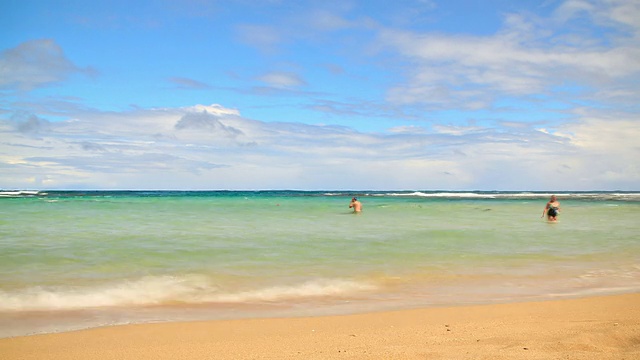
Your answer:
349,197 -> 362,213
542,195 -> 561,222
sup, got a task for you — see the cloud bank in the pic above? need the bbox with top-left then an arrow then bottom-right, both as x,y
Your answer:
1,101 -> 638,190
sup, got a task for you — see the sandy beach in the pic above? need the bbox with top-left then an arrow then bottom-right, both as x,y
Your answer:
1,293 -> 638,360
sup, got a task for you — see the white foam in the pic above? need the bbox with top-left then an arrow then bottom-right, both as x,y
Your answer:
0,190 -> 43,197
382,192 -> 640,200
386,192 -> 497,198
206,279 -> 376,303
0,276 -> 376,312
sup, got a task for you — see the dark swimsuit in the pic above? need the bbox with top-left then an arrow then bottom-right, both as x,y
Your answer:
548,206 -> 558,217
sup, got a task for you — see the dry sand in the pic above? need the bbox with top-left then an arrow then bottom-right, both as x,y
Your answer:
1,293 -> 639,360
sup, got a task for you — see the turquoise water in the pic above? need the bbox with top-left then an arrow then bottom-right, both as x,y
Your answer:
1,191 -> 639,337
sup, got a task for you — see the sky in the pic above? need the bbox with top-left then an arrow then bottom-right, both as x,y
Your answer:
1,0 -> 639,191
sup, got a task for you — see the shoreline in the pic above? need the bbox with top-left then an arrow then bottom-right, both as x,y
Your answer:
1,293 -> 638,359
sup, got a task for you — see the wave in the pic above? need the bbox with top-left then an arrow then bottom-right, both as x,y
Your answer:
381,191 -> 640,201
288,190 -> 640,201
2,190 -> 638,201
0,190 -> 45,197
298,191 -> 640,201
0,275 -> 376,312
385,191 -> 499,198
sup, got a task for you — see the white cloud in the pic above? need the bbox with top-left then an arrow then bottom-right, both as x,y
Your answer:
0,39 -> 93,91
1,102 -> 638,190
555,0 -> 640,31
182,104 -> 240,117
377,0 -> 640,109
607,0 -> 640,29
258,71 -> 306,88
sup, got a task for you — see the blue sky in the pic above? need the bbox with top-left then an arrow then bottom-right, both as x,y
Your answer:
1,0 -> 639,190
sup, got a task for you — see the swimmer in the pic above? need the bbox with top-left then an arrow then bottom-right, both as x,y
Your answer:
541,195 -> 561,222
349,197 -> 362,213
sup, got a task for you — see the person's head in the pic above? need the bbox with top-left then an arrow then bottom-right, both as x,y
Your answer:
550,195 -> 557,201
352,197 -> 357,202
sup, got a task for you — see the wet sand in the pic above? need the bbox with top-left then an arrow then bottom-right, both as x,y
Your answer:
1,293 -> 639,359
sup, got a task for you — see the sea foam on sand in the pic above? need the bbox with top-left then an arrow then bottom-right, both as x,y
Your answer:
1,293 -> 638,360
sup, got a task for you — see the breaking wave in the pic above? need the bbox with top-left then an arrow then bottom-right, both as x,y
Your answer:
0,275 -> 377,312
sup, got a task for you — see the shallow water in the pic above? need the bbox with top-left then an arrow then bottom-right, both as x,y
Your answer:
1,191 -> 639,337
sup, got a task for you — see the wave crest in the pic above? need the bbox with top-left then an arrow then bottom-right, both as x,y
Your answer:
0,275 -> 376,312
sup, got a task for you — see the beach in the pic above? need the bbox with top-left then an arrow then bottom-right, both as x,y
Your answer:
1,293 -> 638,359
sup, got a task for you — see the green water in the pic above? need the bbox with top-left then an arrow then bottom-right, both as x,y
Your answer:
0,191 -> 638,337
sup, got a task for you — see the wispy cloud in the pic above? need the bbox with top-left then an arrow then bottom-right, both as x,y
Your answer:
168,77 -> 211,89
0,39 -> 95,91
377,6 -> 640,109
257,71 -> 306,88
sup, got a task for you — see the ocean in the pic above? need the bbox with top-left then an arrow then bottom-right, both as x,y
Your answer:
1,190 -> 639,338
